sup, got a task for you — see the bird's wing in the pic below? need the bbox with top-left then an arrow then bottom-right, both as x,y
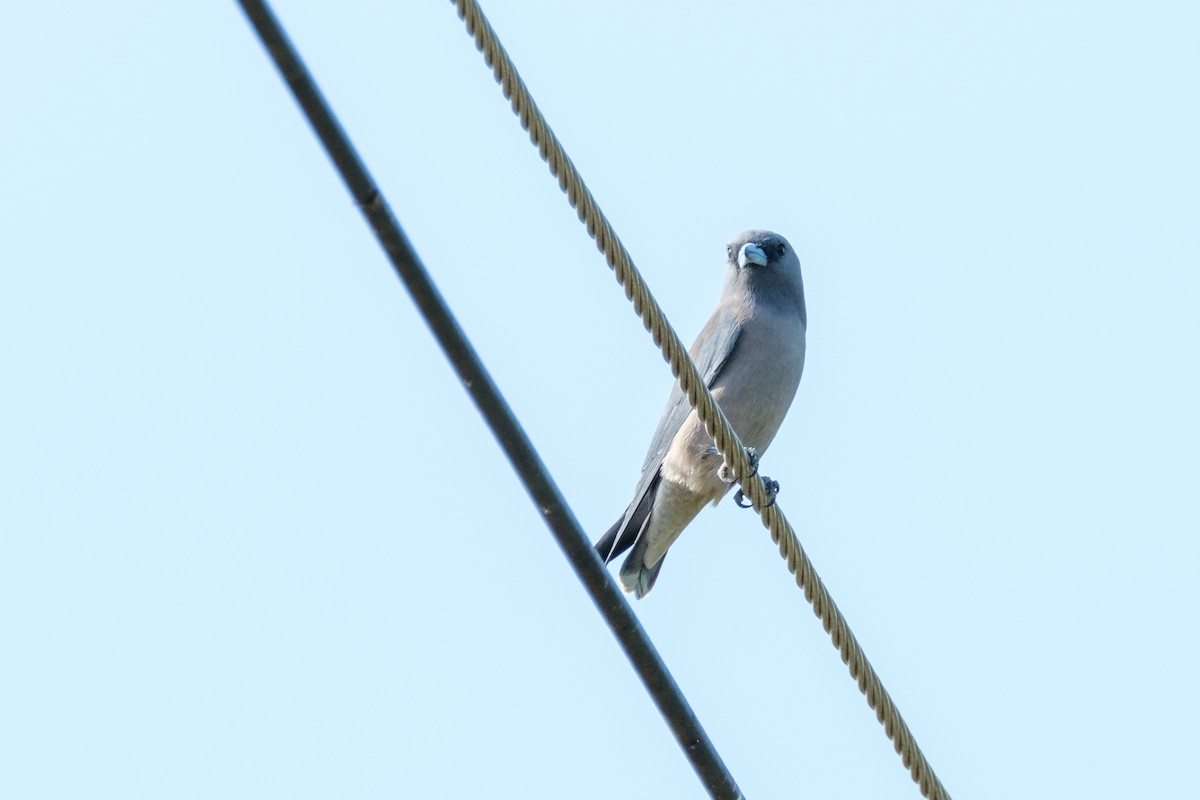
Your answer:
618,306 -> 743,530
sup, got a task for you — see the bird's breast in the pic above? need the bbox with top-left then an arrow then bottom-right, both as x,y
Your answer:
661,303 -> 805,497
711,305 -> 806,452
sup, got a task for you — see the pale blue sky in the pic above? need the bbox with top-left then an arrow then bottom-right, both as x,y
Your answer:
3,1 -> 1198,798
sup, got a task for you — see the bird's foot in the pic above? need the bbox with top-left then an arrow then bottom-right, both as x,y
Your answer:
735,477 -> 779,509
717,447 -> 759,484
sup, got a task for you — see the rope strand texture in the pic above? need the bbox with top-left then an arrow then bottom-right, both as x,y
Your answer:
452,2 -> 950,798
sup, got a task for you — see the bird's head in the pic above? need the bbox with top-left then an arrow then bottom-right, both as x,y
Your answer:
724,230 -> 805,313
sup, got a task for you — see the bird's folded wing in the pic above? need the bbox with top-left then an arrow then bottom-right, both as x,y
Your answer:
618,306 -> 743,532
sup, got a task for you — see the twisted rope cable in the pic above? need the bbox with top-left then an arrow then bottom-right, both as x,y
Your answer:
452,2 -> 950,798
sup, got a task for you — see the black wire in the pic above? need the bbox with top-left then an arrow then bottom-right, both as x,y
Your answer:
234,2 -> 744,797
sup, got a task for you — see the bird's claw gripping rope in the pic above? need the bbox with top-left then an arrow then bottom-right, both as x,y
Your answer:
736,477 -> 779,509
718,446 -> 759,485
717,447 -> 778,508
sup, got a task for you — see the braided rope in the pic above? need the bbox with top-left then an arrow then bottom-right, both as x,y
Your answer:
452,2 -> 949,797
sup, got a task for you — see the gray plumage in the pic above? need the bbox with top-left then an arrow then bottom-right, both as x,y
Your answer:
595,230 -> 807,598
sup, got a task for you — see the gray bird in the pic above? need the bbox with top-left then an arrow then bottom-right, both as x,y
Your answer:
595,230 -> 807,598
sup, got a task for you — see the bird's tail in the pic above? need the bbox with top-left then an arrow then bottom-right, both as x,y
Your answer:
595,475 -> 664,597
619,551 -> 666,599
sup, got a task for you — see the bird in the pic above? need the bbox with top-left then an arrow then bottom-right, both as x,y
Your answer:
594,229 -> 808,598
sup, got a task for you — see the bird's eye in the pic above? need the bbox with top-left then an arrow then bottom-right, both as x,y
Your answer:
772,242 -> 787,258
726,244 -> 735,261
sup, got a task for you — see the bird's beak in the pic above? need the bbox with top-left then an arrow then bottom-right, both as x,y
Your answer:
737,242 -> 768,269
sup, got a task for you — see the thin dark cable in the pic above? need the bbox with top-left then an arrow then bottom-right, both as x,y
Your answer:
234,2 -> 743,798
